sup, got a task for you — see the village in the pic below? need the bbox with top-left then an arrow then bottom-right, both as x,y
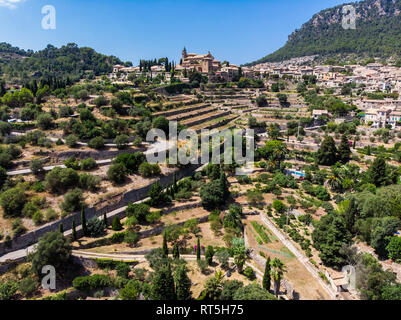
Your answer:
0,23 -> 400,303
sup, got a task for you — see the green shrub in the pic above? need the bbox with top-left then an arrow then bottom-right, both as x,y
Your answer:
65,134 -> 79,147
41,291 -> 67,300
45,167 -> 80,193
87,217 -> 105,238
114,134 -> 130,150
0,281 -> 18,300
205,246 -> 215,266
197,259 -> 209,275
60,188 -> 84,213
146,211 -> 161,224
31,181 -> 45,192
0,187 -> 27,218
18,277 -> 37,297
32,211 -> 44,226
138,162 -> 161,178
72,274 -> 113,293
116,262 -> 131,278
64,157 -> 80,170
107,163 -> 127,184
80,158 -> 98,171
114,152 -> 145,174
110,232 -> 125,244
124,231 -> 139,246
88,136 -> 105,150
111,216 -> 123,231
30,159 -> 44,175
79,173 -> 101,192
243,266 -> 255,280
126,203 -> 150,223
22,202 -> 40,218
44,208 -> 58,221
12,218 -> 27,237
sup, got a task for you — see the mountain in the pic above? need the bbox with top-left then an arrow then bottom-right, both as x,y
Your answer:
247,0 -> 401,65
0,42 -> 129,83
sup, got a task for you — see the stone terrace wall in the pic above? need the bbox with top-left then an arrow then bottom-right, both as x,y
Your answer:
154,104 -> 210,118
0,163 -> 203,257
51,147 -> 147,162
184,111 -> 230,128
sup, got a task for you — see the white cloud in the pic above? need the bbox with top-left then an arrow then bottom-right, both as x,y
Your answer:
0,0 -> 25,9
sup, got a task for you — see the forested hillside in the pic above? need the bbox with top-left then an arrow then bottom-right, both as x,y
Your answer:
0,42 -> 129,84
247,0 -> 401,65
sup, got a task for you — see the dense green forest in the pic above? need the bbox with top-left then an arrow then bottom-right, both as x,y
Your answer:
247,0 -> 401,65
0,42 -> 129,83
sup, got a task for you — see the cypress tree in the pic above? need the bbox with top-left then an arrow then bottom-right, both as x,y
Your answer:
317,136 -> 338,165
263,257 -> 271,291
173,242 -> 180,260
103,212 -> 107,228
219,171 -> 229,200
59,223 -> 64,234
196,237 -> 201,261
163,233 -> 168,257
174,265 -> 191,300
81,207 -> 87,237
338,134 -> 351,164
368,156 -> 387,187
72,220 -> 77,241
173,173 -> 178,193
112,216 -> 123,231
150,263 -> 176,300
205,246 -> 215,266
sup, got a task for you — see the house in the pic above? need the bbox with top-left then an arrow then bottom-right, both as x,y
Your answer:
327,270 -> 350,293
312,110 -> 330,125
364,107 -> 394,128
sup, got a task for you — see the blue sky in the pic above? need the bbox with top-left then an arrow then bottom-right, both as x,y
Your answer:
0,0 -> 351,65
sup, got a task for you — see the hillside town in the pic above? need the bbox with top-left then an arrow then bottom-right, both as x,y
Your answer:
1,0 -> 401,307
110,50 -> 401,131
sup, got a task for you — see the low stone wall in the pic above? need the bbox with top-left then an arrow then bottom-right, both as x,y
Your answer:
0,163 -> 203,257
50,147 -> 147,162
155,104 -> 210,118
198,119 -> 236,133
78,214 -> 209,251
169,107 -> 218,122
138,214 -> 209,239
0,257 -> 26,275
184,111 -> 230,128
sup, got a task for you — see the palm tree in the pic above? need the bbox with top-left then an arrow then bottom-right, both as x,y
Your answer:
270,258 -> 287,297
204,270 -> 224,300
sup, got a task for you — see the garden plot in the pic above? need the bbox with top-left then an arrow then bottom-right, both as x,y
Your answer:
244,214 -> 331,300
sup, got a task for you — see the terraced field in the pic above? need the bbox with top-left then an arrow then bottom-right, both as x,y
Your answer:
153,103 -> 211,118
191,114 -> 239,133
167,106 -> 218,122
181,110 -> 231,128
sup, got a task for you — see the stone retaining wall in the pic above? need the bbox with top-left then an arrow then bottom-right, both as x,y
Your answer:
154,104 -> 210,118
0,163 -> 203,257
184,111 -> 230,128
78,213 -> 208,250
168,107 -> 218,122
50,147 -> 147,162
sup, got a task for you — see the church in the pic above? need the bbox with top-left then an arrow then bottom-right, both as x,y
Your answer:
177,48 -> 222,74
